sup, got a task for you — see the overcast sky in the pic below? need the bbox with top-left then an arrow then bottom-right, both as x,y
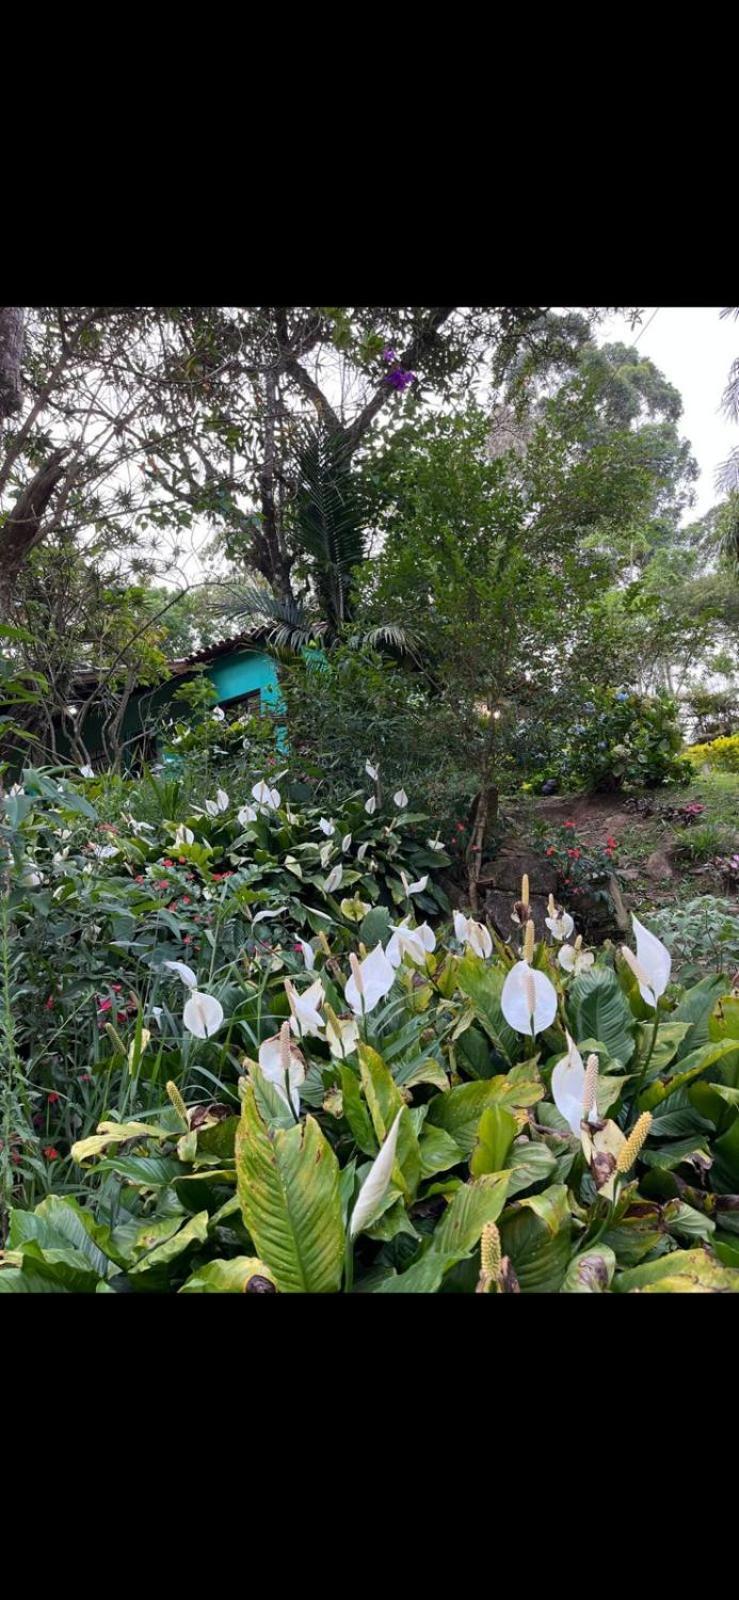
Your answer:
596,306 -> 737,520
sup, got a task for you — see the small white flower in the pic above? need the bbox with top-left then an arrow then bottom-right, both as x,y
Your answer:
285,977 -> 325,1038
238,803 -> 258,826
79,765 -> 95,779
252,906 -> 287,926
342,833 -> 352,853
183,990 -> 225,1039
365,796 -> 377,815
356,842 -> 369,862
258,1024 -> 306,1117
150,1006 -> 164,1026
350,1110 -> 403,1239
91,844 -> 119,860
318,817 -> 335,837
21,868 -> 43,887
400,871 -> 428,896
501,960 -> 558,1037
211,706 -> 225,721
174,824 -> 194,846
551,1034 -> 586,1137
325,1012 -> 360,1059
205,799 -> 220,817
427,836 -> 445,852
324,864 -> 343,894
453,910 -> 493,959
621,915 -> 672,1008
545,896 -> 575,942
394,789 -> 408,809
295,938 -> 316,971
252,779 -> 281,810
385,918 -> 436,968
216,789 -> 229,812
558,937 -> 595,977
9,783 -> 25,796
345,944 -> 395,1016
365,760 -> 379,781
163,960 -> 198,989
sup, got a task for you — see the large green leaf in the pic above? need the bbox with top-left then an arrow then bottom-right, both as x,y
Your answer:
506,1140 -> 558,1197
456,954 -> 519,1062
562,1245 -> 616,1293
672,975 -> 726,1056
433,1173 -> 510,1255
427,1069 -> 540,1157
614,1248 -> 739,1293
569,967 -> 636,1066
500,1184 -> 572,1293
236,1086 -> 344,1293
639,1037 -> 739,1111
180,1257 -> 277,1293
470,1106 -> 517,1177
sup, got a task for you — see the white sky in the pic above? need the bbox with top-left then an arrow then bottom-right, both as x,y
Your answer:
595,306 -> 737,520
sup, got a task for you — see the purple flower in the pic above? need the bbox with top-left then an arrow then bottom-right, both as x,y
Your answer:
385,368 -> 416,391
382,348 -> 397,363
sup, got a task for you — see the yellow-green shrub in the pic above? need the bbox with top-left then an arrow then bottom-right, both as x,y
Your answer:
687,734 -> 739,773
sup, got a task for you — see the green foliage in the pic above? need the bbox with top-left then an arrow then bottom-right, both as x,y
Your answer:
688,734 -> 739,774
647,899 -> 739,978
546,687 -> 690,793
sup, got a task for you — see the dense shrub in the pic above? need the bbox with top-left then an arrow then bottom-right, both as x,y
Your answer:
544,688 -> 690,793
687,734 -> 739,774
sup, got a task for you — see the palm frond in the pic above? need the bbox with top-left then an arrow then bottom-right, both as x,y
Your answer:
219,582 -> 327,653
715,446 -> 739,499
290,424 -> 370,629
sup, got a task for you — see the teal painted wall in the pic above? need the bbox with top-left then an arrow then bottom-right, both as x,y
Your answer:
206,649 -> 286,748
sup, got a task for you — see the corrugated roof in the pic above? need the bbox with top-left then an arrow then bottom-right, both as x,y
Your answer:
69,630 -> 267,694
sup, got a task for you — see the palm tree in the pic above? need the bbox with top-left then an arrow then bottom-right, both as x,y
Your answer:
221,423 -> 418,659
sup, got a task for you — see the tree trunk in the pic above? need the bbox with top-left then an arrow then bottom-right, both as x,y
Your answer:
0,448 -> 69,617
0,308 -> 24,423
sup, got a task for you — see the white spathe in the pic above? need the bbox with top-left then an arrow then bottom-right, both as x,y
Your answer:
252,779 -> 281,810
324,865 -> 343,894
163,960 -> 198,989
79,765 -> 95,779
365,796 -> 377,815
394,789 -> 408,809
501,960 -> 558,1037
345,944 -> 396,1016
326,1012 -> 360,1059
545,910 -> 574,942
252,905 -> 287,926
350,1110 -> 403,1238
558,943 -> 595,976
356,842 -> 369,862
319,817 -> 335,836
174,825 -> 194,846
295,938 -> 316,971
285,977 -> 325,1038
365,760 -> 379,781
401,871 -> 428,896
258,1029 -> 306,1117
238,803 -> 258,826
385,918 -> 436,968
551,1034 -> 586,1136
623,915 -> 672,1007
183,990 -> 225,1039
453,911 -> 493,960
342,833 -> 352,853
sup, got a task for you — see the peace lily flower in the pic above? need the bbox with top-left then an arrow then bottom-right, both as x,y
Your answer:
345,944 -> 395,1016
258,1022 -> 306,1117
551,1036 -> 601,1136
91,843 -> 119,860
394,789 -> 408,809
8,783 -> 25,796
558,935 -> 594,976
238,803 -> 258,826
252,779 -> 281,810
453,910 -> 493,959
325,1005 -> 361,1059
350,1110 -> 403,1239
340,895 -> 370,923
545,894 -> 574,942
319,841 -> 334,868
501,924 -> 557,1037
205,789 -> 230,816
356,842 -> 369,862
284,976 -> 325,1038
211,706 -> 225,721
386,918 -> 436,968
252,905 -> 287,926
174,824 -> 194,846
400,870 -> 428,896
295,937 -> 316,971
427,836 -> 445,852
163,960 -> 198,989
183,990 -> 225,1039
342,833 -> 352,853
21,867 -> 43,888
79,765 -> 95,779
365,796 -> 377,815
620,914 -> 671,1008
318,817 -> 335,837
365,760 -> 379,781
324,864 -> 343,894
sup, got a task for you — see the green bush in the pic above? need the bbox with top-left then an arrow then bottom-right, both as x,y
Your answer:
550,688 -> 691,793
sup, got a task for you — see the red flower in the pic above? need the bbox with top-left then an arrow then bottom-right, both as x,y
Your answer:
47,1091 -> 60,1104
183,935 -> 191,944
606,837 -> 618,849
80,1074 -> 93,1084
134,874 -> 145,883
97,997 -> 113,1014
545,846 -> 555,856
11,1151 -> 21,1166
181,896 -> 191,905
563,821 -> 576,829
42,1146 -> 60,1161
162,858 -> 174,867
456,823 -> 465,832
112,984 -> 122,993
157,880 -> 170,890
45,995 -> 55,1011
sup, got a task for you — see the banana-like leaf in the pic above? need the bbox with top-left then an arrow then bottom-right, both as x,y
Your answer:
236,1086 -> 344,1293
